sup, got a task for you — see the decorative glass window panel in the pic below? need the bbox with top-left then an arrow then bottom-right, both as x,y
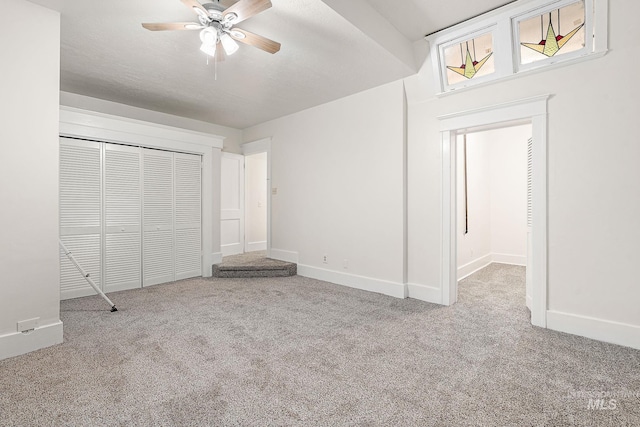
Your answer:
518,0 -> 586,65
442,32 -> 495,87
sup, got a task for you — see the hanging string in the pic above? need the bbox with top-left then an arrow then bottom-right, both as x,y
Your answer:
460,43 -> 464,64
463,134 -> 469,235
558,8 -> 561,35
541,15 -> 544,39
472,39 -> 477,62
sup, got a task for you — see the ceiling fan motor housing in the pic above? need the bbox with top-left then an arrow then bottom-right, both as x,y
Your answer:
204,2 -> 225,18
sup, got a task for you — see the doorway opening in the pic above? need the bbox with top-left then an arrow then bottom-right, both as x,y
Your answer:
220,138 -> 272,258
455,124 -> 532,308
439,96 -> 548,328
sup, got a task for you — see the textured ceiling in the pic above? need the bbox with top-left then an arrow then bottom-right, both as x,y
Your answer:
365,0 -> 517,41
28,0 -> 516,129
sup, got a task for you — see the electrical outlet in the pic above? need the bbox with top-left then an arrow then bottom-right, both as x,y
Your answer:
271,187 -> 278,195
323,254 -> 328,264
17,318 -> 39,333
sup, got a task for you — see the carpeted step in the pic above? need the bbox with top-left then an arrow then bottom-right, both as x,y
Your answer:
212,252 -> 297,278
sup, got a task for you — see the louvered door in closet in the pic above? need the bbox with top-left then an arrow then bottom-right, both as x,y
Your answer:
59,138 -> 102,299
59,139 -> 202,299
142,149 -> 175,286
104,144 -> 141,293
174,153 -> 202,280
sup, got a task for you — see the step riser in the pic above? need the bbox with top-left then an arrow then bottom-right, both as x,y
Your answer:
212,264 -> 297,278
214,270 -> 295,278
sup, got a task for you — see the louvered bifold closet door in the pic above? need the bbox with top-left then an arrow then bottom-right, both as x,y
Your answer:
143,149 -> 175,286
174,153 -> 202,280
59,138 -> 102,299
104,144 -> 142,292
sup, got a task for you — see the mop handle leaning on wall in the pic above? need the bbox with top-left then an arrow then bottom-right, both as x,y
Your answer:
58,240 -> 118,312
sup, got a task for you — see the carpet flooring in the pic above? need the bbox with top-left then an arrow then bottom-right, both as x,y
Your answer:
1,264 -> 639,426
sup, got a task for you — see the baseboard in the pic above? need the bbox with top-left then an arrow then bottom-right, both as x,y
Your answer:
492,253 -> 526,266
246,241 -> 267,252
270,248 -> 298,263
546,310 -> 640,350
211,252 -> 223,265
297,264 -> 406,299
61,286 -> 100,301
457,254 -> 492,280
221,244 -> 243,257
406,283 -> 442,304
0,320 -> 63,361
458,253 -> 526,280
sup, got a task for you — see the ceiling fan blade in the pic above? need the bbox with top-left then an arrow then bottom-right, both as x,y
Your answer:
223,0 -> 272,25
142,22 -> 203,31
229,28 -> 280,54
181,0 -> 209,17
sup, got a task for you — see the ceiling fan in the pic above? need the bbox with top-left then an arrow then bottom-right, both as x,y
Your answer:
142,0 -> 281,60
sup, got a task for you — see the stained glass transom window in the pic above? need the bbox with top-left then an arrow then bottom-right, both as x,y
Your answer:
443,32 -> 495,86
518,0 -> 586,65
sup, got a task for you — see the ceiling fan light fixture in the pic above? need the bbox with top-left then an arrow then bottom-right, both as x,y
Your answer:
220,33 -> 239,55
200,27 -> 218,45
200,42 -> 217,57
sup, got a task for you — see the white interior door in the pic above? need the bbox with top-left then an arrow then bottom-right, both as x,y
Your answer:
104,144 -> 141,293
244,152 -> 268,252
143,148 -> 174,286
220,152 -> 244,256
174,152 -> 202,280
59,138 -> 102,299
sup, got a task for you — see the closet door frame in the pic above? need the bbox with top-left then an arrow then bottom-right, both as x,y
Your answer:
60,106 -> 224,277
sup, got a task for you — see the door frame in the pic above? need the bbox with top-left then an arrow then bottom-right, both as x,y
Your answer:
242,138 -> 272,257
438,95 -> 549,327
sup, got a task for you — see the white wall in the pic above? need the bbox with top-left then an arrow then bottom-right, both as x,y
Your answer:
456,134 -> 492,271
457,125 -> 530,278
59,92 -> 244,154
245,152 -> 268,251
0,0 -> 62,359
489,126 -> 529,264
406,0 -> 640,346
243,81 -> 406,297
